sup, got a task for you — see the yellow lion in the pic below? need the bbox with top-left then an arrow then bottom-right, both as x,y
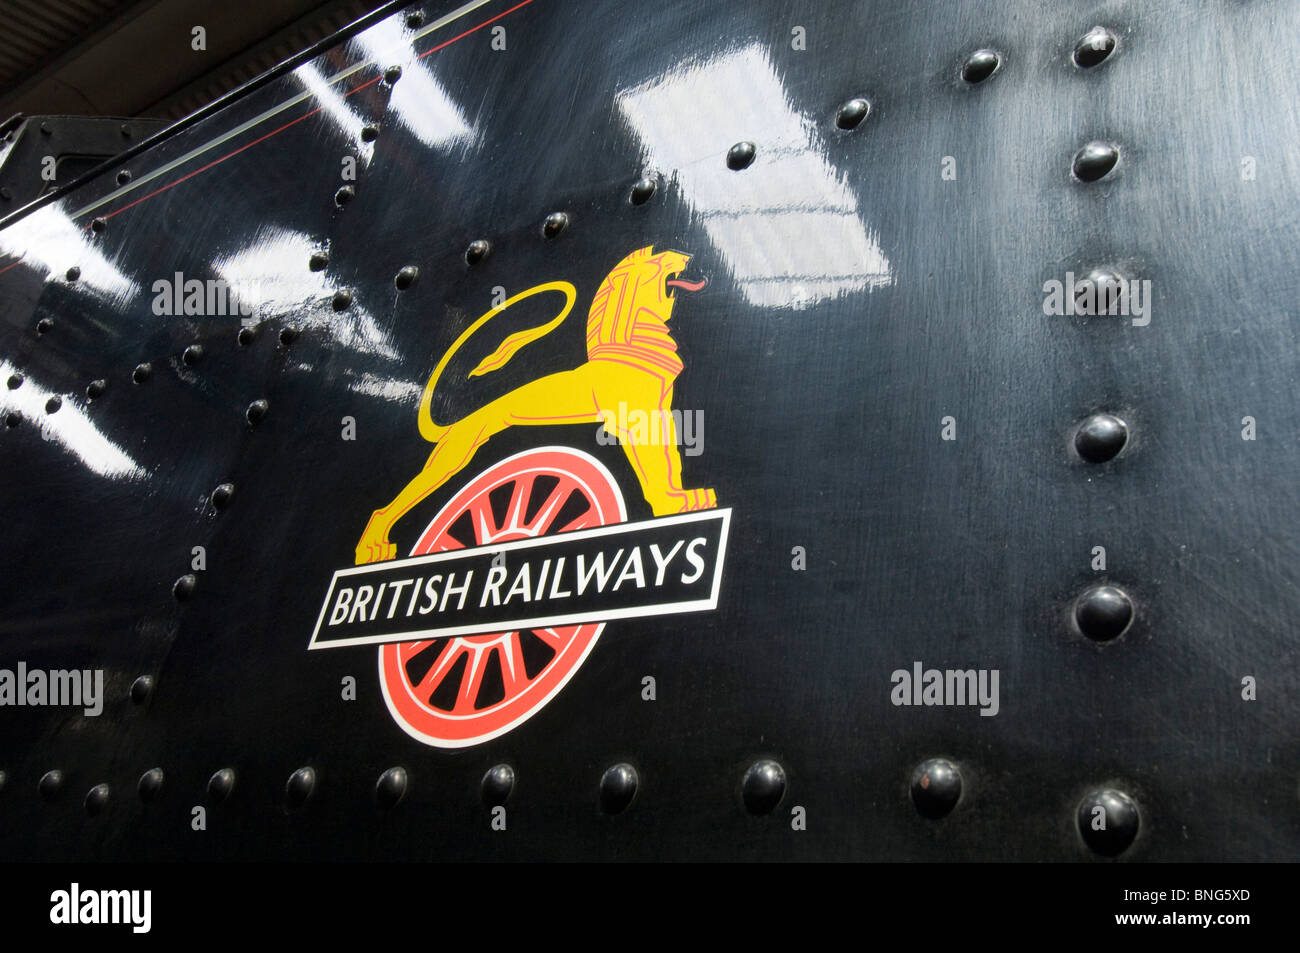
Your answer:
355,245 -> 716,565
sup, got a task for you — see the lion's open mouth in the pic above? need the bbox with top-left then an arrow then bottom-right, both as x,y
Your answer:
665,275 -> 708,297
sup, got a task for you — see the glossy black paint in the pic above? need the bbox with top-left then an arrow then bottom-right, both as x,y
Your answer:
0,116 -> 166,211
0,0 -> 1297,862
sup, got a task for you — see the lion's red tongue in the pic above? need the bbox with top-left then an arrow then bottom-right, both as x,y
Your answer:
666,276 -> 708,292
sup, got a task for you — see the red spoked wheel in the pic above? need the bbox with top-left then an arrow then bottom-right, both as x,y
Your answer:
379,447 -> 626,747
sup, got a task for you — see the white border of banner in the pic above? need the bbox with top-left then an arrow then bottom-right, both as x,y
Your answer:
308,508 -> 732,650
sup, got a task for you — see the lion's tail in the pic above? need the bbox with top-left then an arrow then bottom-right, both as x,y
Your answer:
418,280 -> 578,443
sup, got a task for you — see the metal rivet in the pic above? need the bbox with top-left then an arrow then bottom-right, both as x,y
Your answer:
1074,585 -> 1134,641
45,396 -> 61,414
116,169 -> 132,185
741,759 -> 786,815
207,768 -> 236,802
120,123 -> 131,137
39,770 -> 63,800
480,764 -> 515,807
1074,268 -> 1126,315
465,239 -> 490,264
406,11 -> 425,28
308,251 -> 330,272
84,783 -> 110,817
36,317 -> 53,334
361,124 -> 379,143
279,326 -> 299,346
630,177 -> 657,205
285,767 -> 316,808
91,217 -> 106,233
334,185 -> 355,206
245,399 -> 269,424
598,763 -> 639,815
394,266 -> 418,290
332,289 -> 353,311
1077,788 -> 1139,855
1073,141 -> 1119,182
1074,27 -> 1117,68
375,766 -> 408,809
172,573 -> 196,601
542,212 -> 569,238
237,326 -> 256,346
138,768 -> 164,802
726,141 -> 756,170
385,65 -> 402,84
210,482 -> 235,509
0,186 -> 11,199
132,362 -> 151,384
5,374 -> 20,389
86,379 -> 107,400
910,758 -> 962,819
40,121 -> 52,135
4,413 -> 18,428
130,675 -> 153,705
1074,413 -> 1128,462
962,49 -> 1001,84
835,97 -> 871,130
65,266 -> 80,282
182,344 -> 203,366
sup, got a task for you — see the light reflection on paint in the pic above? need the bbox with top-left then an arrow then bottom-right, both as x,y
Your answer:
0,204 -> 138,301
345,371 -> 424,402
355,20 -> 474,150
213,226 -> 400,360
294,62 -> 374,156
0,359 -> 146,480
617,45 -> 891,308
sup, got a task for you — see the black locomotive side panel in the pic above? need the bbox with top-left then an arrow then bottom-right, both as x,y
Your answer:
0,0 -> 1296,864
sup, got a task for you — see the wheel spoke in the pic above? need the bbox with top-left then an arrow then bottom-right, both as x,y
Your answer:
558,510 -> 600,533
499,632 -> 529,694
524,480 -> 573,534
398,639 -> 433,662
415,640 -> 463,698
503,475 -> 536,532
468,495 -> 496,544
532,627 -> 569,650
454,644 -> 493,713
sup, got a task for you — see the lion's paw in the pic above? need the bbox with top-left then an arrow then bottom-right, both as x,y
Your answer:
686,487 -> 717,511
355,538 -> 397,565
